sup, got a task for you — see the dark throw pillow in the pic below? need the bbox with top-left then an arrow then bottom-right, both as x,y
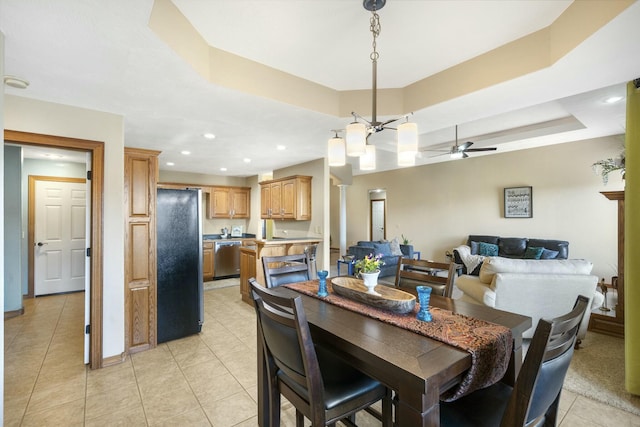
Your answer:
540,247 -> 560,259
478,242 -> 499,256
524,246 -> 544,259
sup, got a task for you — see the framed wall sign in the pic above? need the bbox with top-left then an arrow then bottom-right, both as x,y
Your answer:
504,186 -> 532,218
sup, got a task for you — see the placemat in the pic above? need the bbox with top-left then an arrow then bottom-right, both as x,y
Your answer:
285,280 -> 513,401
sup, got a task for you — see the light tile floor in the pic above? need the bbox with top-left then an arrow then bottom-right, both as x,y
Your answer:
4,284 -> 640,426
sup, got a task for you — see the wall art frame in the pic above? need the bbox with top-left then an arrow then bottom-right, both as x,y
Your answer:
504,186 -> 533,218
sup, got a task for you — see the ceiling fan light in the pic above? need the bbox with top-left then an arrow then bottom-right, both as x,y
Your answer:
397,150 -> 415,167
328,136 -> 346,167
346,122 -> 367,157
397,122 -> 418,154
360,145 -> 376,170
450,151 -> 464,160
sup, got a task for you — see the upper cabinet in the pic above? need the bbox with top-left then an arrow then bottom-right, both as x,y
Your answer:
260,175 -> 312,220
208,186 -> 250,219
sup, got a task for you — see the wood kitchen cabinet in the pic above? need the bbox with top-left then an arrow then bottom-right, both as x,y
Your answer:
260,175 -> 311,220
208,186 -> 250,219
124,147 -> 160,354
203,241 -> 214,281
240,246 -> 257,304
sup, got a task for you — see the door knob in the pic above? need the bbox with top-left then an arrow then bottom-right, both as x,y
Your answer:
36,242 -> 47,247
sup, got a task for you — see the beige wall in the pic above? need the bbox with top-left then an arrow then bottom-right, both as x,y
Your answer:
341,136 -> 624,282
159,170 -> 252,235
4,95 -> 126,359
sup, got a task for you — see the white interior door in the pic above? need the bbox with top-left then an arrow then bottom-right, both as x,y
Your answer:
34,179 -> 86,296
370,199 -> 386,241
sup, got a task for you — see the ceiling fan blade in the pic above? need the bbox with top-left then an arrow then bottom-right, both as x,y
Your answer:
465,147 -> 497,152
459,141 -> 473,151
462,152 -> 469,159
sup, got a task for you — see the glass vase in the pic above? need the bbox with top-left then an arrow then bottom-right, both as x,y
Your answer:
317,270 -> 329,297
416,286 -> 432,322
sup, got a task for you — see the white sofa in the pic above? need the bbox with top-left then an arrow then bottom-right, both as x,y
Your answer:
454,247 -> 603,342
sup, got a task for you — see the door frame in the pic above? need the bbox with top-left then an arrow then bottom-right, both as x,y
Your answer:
369,198 -> 386,241
28,175 -> 86,297
4,130 -> 104,369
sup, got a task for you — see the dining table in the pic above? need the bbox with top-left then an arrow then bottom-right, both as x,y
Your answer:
255,279 -> 532,427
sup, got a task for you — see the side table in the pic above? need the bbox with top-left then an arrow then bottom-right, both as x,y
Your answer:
337,259 -> 355,276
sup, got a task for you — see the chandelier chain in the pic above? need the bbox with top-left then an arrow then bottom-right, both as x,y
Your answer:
370,11 -> 380,62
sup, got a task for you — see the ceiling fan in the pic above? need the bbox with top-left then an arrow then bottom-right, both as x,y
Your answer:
429,125 -> 498,159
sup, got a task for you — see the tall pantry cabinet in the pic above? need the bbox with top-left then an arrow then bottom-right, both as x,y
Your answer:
124,148 -> 160,354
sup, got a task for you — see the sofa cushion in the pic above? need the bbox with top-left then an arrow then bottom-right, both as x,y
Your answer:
478,242 -> 499,256
373,242 -> 392,256
524,246 -> 544,259
357,241 -> 375,248
528,239 -> 569,259
498,237 -> 527,257
478,257 -> 594,284
470,241 -> 480,255
540,248 -> 560,259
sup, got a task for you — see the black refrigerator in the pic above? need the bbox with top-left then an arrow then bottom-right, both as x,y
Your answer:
157,188 -> 204,343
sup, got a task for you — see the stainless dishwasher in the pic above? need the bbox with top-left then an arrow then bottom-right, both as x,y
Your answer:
213,240 -> 242,278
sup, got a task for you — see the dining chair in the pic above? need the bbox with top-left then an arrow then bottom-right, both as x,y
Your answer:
439,294 -> 590,427
249,278 -> 393,427
394,258 -> 458,297
262,253 -> 312,288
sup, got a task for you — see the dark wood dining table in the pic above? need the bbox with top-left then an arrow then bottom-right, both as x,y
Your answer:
256,285 -> 531,427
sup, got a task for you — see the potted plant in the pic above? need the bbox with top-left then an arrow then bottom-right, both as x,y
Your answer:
592,150 -> 625,185
355,253 -> 384,294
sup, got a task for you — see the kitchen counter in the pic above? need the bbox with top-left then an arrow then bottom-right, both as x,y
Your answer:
239,237 -> 321,304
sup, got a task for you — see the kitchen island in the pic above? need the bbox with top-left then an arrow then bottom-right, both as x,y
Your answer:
239,238 -> 321,304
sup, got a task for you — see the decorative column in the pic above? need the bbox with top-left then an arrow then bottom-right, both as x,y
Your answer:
339,185 -> 348,256
625,80 -> 639,395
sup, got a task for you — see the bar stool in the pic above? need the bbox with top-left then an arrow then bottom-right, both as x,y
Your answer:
304,244 -> 318,278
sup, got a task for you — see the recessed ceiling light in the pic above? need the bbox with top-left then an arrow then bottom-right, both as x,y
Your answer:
605,96 -> 623,104
4,75 -> 29,89
203,133 -> 216,140
181,150 -> 191,155
220,167 -> 227,172
243,158 -> 251,163
277,145 -> 286,150
166,162 -> 175,166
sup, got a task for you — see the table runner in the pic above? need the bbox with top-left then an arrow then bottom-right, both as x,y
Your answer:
285,280 -> 513,401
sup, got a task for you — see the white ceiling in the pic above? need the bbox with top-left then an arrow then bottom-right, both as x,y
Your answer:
2,0 -> 638,176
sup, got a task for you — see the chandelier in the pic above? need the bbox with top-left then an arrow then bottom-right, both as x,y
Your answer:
328,0 -> 418,169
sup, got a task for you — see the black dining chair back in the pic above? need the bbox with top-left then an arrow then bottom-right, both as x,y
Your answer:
262,253 -> 311,288
395,258 -> 458,297
440,294 -> 590,427
249,278 -> 392,427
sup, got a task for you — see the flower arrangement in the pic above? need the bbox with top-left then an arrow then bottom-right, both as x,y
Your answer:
592,150 -> 625,185
355,253 -> 384,274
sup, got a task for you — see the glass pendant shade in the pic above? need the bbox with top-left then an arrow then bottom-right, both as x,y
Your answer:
397,122 -> 418,154
359,145 -> 376,170
328,136 -> 346,166
397,150 -> 416,167
346,122 -> 367,157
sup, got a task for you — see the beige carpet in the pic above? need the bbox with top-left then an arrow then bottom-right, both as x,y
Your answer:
564,331 -> 640,416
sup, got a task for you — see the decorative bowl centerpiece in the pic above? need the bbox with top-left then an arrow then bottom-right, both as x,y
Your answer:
331,277 -> 416,314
